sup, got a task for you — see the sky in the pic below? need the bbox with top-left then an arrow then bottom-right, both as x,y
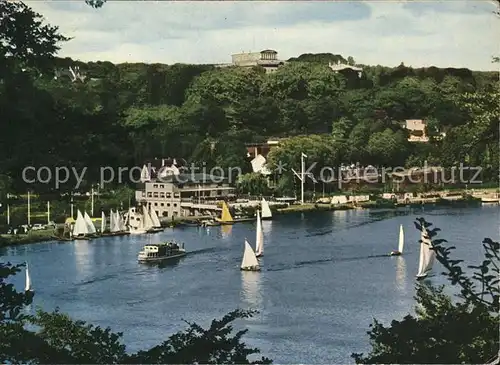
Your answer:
26,0 -> 500,71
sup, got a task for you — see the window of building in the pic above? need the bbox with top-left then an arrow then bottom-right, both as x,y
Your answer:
167,203 -> 170,207
147,192 -> 152,197
163,211 -> 168,217
160,193 -> 165,198
160,203 -> 164,206
154,202 -> 158,206
153,184 -> 158,188
174,193 -> 180,198
160,184 -> 164,188
173,203 -> 177,207
153,192 -> 158,198
166,193 -> 171,198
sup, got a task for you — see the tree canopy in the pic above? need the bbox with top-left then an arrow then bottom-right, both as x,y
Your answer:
1,1 -> 498,195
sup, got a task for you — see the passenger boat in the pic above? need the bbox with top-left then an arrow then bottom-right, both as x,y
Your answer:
137,241 -> 186,263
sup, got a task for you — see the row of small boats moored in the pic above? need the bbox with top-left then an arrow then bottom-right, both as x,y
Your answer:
57,205 -> 165,241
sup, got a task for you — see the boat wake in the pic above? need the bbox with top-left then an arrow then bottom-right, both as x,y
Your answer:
304,218 -> 388,238
266,253 -> 389,272
189,247 -> 226,255
76,273 -> 118,286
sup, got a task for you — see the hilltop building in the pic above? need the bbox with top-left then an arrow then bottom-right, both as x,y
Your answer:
215,49 -> 285,73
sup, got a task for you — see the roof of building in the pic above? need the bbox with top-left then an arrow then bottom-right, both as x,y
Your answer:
261,49 -> 277,53
155,173 -> 228,184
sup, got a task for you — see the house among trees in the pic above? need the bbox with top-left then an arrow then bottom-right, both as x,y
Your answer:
328,60 -> 363,77
403,119 -> 429,142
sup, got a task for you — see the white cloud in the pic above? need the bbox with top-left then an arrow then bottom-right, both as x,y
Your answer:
26,0 -> 500,70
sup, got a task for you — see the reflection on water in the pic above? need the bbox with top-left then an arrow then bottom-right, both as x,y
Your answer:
261,220 -> 272,235
73,241 -> 92,277
395,257 -> 407,293
240,271 -> 263,310
221,225 -> 232,239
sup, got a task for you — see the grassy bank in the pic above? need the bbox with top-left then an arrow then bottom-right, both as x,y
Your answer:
0,228 -> 56,247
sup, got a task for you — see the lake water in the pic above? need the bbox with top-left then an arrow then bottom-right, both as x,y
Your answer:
2,205 -> 499,363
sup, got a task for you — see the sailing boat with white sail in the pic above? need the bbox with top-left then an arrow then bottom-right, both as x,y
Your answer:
129,207 -> 147,235
390,224 -> 404,256
72,210 -> 91,240
416,227 -> 436,280
241,239 -> 260,271
255,210 -> 264,258
100,211 -> 106,234
142,206 -> 156,233
149,206 -> 164,233
261,198 -> 272,220
25,262 -> 32,292
83,211 -> 97,236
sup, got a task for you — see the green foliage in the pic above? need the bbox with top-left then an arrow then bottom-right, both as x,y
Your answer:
237,173 -> 271,196
2,1 -> 499,195
353,218 -> 499,364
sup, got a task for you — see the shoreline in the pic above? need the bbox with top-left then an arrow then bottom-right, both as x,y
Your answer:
0,195 -> 493,248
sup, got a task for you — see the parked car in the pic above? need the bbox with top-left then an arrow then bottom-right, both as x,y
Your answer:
32,223 -> 45,231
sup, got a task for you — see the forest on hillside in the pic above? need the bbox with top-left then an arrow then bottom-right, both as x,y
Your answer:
1,1 -> 499,195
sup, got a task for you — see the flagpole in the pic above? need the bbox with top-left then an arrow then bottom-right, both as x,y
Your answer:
6,193 -> 10,226
91,185 -> 94,217
27,191 -> 31,226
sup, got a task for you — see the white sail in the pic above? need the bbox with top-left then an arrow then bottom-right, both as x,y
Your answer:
73,210 -> 89,236
83,211 -> 96,234
241,239 -> 260,269
119,212 -> 127,231
255,210 -> 264,256
25,263 -> 32,291
114,211 -> 122,232
143,207 -> 154,230
149,206 -> 161,227
398,224 -> 404,253
101,211 -> 106,232
109,209 -> 116,232
261,198 -> 272,219
416,228 -> 436,278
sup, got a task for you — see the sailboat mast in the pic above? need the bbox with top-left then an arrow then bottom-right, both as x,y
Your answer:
47,201 -> 50,224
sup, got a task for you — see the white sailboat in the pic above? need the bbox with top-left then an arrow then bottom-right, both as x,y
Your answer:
83,211 -> 97,235
149,206 -> 163,232
25,262 -> 32,292
119,211 -> 127,232
142,206 -> 155,233
129,208 -> 147,235
416,227 -> 436,280
261,198 -> 272,220
255,210 -> 264,258
109,209 -> 116,233
390,224 -> 404,256
72,210 -> 90,240
101,211 -> 106,233
241,239 -> 260,271
113,211 -> 123,232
